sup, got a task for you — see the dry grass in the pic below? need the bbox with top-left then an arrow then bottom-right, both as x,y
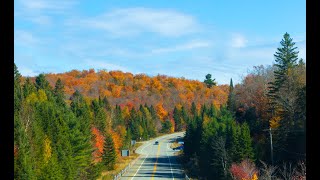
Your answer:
98,143 -> 143,180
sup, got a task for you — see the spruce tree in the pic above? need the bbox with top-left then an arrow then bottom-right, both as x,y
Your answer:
208,103 -> 216,118
103,133 -> 116,170
23,78 -> 37,98
14,63 -> 22,112
191,102 -> 197,118
267,32 -> 299,114
69,91 -> 93,177
230,122 -> 241,162
273,32 -> 299,89
239,122 -> 254,160
54,78 -> 66,107
35,73 -> 51,91
267,33 -> 303,163
227,78 -> 236,113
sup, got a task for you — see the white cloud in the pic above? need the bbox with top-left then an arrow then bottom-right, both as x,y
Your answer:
18,66 -> 39,77
84,59 -> 129,72
231,33 -> 248,48
19,0 -> 76,11
226,47 -> 275,64
151,40 -> 211,53
14,30 -> 38,46
28,15 -> 52,25
80,7 -> 200,37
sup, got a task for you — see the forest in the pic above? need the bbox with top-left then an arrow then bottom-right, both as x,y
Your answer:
182,33 -> 306,179
14,33 -> 305,179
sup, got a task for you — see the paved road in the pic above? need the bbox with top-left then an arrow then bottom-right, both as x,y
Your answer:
120,132 -> 185,180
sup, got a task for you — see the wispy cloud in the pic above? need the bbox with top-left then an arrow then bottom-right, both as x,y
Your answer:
226,47 -> 275,65
15,0 -> 77,26
18,66 -> 39,77
28,15 -> 52,25
18,0 -> 76,11
83,59 -> 129,72
230,33 -> 248,48
151,40 -> 211,54
14,30 -> 39,46
79,7 -> 200,37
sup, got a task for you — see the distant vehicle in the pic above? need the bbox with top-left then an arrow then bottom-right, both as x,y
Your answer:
154,141 -> 159,145
173,145 -> 184,150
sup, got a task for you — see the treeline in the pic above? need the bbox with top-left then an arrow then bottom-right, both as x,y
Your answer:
25,64 -> 229,113
14,64 -> 183,179
182,103 -> 254,179
183,32 -> 306,179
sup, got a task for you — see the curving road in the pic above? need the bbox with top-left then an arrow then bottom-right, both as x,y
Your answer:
120,132 -> 185,180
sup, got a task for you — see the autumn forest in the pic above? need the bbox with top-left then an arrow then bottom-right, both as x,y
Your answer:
14,33 -> 306,179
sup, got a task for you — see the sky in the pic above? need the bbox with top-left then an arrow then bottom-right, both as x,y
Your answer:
14,0 -> 306,85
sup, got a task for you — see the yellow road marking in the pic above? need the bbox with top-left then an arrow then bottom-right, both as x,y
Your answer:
151,142 -> 161,180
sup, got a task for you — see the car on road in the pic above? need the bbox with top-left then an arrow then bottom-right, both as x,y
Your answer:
173,145 -> 184,151
154,141 -> 159,145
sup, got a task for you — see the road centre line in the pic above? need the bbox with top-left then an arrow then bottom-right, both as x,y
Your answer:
151,142 -> 161,180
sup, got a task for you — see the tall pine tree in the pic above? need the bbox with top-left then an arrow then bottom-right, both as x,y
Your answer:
103,133 -> 116,170
227,78 -> 236,113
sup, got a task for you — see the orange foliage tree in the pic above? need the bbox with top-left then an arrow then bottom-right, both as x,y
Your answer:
91,127 -> 105,163
109,130 -> 122,157
156,102 -> 168,121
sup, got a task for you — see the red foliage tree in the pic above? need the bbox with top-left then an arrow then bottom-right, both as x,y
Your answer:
230,159 -> 258,180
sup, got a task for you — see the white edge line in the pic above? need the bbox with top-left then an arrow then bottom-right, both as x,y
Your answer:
130,154 -> 149,180
166,147 -> 174,180
130,132 -> 183,179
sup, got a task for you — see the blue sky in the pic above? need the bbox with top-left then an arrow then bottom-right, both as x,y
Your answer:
14,0 -> 306,84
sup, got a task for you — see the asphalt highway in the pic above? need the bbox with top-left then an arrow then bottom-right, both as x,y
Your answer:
120,132 -> 185,180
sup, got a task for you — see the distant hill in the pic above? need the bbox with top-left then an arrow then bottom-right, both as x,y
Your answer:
24,69 -> 229,112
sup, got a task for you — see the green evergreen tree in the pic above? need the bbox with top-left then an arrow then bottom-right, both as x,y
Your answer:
273,32 -> 299,89
54,78 -> 66,107
267,32 -> 299,114
102,96 -> 111,111
227,78 -> 236,113
173,107 -> 182,131
229,122 -> 242,162
14,63 -> 22,112
69,90 -> 93,178
103,133 -> 117,170
35,73 -> 51,91
161,119 -> 172,133
23,78 -> 37,98
181,105 -> 189,125
208,103 -> 216,118
239,122 -> 255,160
267,33 -> 305,163
204,74 -> 217,88
191,102 -> 198,118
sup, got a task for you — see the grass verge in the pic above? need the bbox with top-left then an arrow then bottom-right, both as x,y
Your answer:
98,143 -> 143,180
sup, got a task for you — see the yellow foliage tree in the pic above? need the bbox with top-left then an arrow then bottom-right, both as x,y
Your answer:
270,116 -> 281,129
170,119 -> 175,133
43,136 -> 52,164
26,92 -> 38,104
38,89 -> 47,102
251,173 -> 258,180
